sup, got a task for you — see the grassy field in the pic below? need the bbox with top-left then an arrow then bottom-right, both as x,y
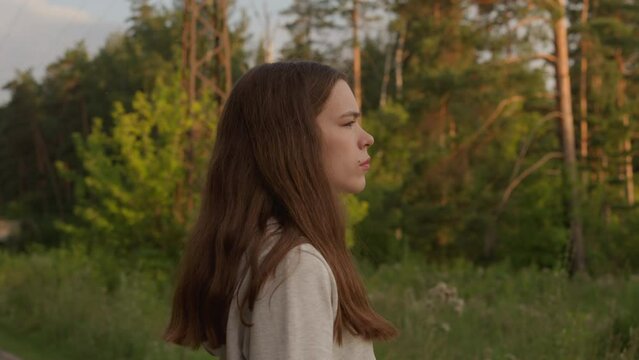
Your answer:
1,248 -> 638,360
365,260 -> 639,359
0,323 -> 69,360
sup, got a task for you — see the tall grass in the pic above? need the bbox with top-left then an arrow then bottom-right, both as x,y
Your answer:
0,247 -> 212,360
366,259 -> 639,359
1,248 -> 638,359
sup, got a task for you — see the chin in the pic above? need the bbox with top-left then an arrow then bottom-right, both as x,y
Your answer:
341,179 -> 366,194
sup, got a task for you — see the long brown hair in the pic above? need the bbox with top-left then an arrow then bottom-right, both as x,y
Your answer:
164,61 -> 398,349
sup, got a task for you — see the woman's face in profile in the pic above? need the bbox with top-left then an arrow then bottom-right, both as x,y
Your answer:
316,80 -> 374,194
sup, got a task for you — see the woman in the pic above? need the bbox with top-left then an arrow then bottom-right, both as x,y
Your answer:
164,61 -> 398,359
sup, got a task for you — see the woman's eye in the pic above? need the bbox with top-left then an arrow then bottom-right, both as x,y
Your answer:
343,121 -> 355,128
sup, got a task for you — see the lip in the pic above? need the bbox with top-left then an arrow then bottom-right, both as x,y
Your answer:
359,158 -> 371,168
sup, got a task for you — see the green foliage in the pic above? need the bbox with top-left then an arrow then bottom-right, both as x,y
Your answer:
367,259 -> 639,359
0,2 -> 250,253
279,0 -> 337,61
3,0 -> 639,276
498,176 -> 567,268
343,194 -> 369,248
571,0 -> 639,274
0,4 -> 183,253
0,247 -> 214,360
0,70 -> 66,247
230,8 -> 252,81
3,248 -> 639,359
355,103 -> 414,264
355,3 -> 562,268
582,187 -> 639,274
55,74 -> 217,274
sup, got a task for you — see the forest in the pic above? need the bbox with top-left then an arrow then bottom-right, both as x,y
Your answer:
1,0 -> 639,359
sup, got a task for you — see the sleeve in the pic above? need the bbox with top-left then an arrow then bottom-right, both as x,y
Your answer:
247,245 -> 338,360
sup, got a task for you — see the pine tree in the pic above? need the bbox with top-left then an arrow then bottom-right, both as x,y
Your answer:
280,0 -> 336,61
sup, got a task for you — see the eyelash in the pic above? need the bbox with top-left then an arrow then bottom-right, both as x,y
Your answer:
343,121 -> 356,128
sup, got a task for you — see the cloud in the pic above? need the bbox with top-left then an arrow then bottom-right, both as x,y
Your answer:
0,0 -> 123,103
20,0 -> 95,24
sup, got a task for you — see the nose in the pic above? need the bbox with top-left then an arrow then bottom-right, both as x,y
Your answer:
360,128 -> 374,149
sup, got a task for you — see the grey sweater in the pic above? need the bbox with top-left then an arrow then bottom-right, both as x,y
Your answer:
205,220 -> 376,360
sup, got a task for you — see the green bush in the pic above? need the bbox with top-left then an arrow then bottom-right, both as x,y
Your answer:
55,74 -> 217,273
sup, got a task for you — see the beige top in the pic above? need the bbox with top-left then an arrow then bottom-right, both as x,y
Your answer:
205,219 -> 375,360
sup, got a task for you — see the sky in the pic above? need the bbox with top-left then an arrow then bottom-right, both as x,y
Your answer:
0,0 -> 291,104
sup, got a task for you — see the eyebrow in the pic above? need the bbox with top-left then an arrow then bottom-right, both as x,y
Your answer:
340,111 -> 361,119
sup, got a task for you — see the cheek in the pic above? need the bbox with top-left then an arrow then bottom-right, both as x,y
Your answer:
323,143 -> 342,174
324,139 -> 358,184
320,133 -> 365,193
324,135 -> 351,166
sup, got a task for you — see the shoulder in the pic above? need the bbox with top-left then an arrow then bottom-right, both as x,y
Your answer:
276,243 -> 335,284
257,242 -> 339,320
289,243 -> 330,267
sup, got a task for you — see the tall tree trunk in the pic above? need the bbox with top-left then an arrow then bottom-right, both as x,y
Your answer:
180,0 -> 233,222
182,0 -> 231,108
590,64 -> 611,222
438,93 -> 450,147
615,50 -> 634,205
262,4 -> 274,63
352,0 -> 362,109
379,34 -> 393,108
622,113 -> 633,205
554,0 -> 586,276
185,0 -> 197,106
29,117 -> 63,215
579,0 -> 589,161
394,22 -> 406,100
178,0 -> 198,225
219,0 -> 232,105
80,96 -> 89,137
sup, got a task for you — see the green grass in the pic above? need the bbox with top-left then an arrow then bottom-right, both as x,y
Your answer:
1,248 -> 638,359
0,247 -> 213,360
0,323 -> 73,360
366,260 -> 639,359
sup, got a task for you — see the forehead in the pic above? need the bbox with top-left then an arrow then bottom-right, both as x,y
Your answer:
321,80 -> 358,116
